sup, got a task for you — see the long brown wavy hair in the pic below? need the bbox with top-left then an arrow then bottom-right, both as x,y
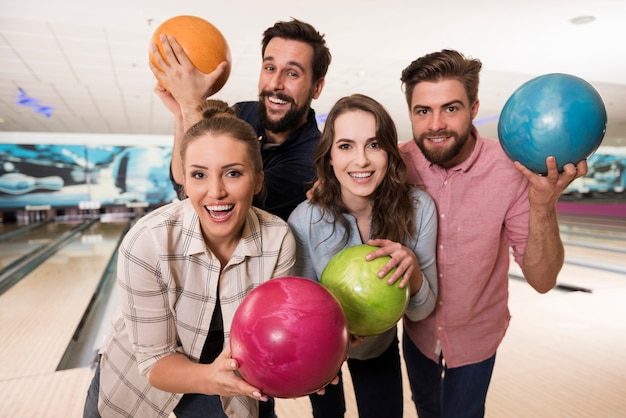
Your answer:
310,94 -> 416,248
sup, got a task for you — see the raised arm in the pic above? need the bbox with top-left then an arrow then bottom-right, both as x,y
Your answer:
149,34 -> 229,185
517,156 -> 588,293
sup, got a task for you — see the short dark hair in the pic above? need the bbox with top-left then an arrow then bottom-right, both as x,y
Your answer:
401,49 -> 482,108
261,18 -> 331,83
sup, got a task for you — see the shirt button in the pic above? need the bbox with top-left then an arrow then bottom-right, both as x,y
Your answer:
439,244 -> 444,250
438,326 -> 443,331
440,213 -> 445,219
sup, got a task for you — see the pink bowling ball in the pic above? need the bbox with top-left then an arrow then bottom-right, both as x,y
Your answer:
230,276 -> 349,398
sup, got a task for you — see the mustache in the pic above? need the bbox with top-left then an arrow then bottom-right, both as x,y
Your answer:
259,90 -> 294,104
421,130 -> 455,138
418,130 -> 458,143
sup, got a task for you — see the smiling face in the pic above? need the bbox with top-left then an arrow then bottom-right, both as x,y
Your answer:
330,110 -> 388,207
257,38 -> 324,135
183,133 -> 263,248
408,78 -> 479,168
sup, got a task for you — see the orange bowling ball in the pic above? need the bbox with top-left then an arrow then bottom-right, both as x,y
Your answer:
150,15 -> 231,94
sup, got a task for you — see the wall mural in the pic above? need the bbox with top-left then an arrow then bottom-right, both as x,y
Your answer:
0,143 -> 176,210
0,143 -> 624,212
563,146 -> 626,198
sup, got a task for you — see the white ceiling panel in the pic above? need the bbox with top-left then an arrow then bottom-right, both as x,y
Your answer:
0,0 -> 624,147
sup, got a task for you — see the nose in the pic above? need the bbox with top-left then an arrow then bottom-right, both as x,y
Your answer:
428,111 -> 446,132
207,176 -> 227,199
267,71 -> 285,91
355,147 -> 370,167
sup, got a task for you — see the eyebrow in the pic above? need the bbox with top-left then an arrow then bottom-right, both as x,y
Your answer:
189,162 -> 246,170
412,99 -> 465,112
263,56 -> 306,74
335,137 -> 378,144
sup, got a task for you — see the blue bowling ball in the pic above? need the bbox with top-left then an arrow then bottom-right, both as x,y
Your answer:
497,73 -> 606,174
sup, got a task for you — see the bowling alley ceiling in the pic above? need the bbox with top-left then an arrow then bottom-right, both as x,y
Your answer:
1,0 -> 625,147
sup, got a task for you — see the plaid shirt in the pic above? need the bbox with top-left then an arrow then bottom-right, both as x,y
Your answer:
97,199 -> 295,417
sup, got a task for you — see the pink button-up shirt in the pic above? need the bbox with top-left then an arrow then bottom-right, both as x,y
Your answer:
400,129 -> 530,368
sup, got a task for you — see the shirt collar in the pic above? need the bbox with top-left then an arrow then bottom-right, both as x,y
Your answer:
454,126 -> 485,173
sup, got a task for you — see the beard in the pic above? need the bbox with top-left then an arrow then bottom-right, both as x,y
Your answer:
414,123 -> 472,166
258,91 -> 312,133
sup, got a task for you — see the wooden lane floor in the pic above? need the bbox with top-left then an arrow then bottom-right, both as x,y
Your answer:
0,220 -> 128,417
490,260 -> 626,417
0,221 -> 77,269
557,214 -> 626,277
559,214 -> 626,244
0,220 -> 26,235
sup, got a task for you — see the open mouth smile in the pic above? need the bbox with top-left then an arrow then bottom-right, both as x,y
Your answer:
205,204 -> 234,221
349,172 -> 374,180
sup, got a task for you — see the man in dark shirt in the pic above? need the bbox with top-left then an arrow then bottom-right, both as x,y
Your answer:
235,101 -> 320,220
152,18 -> 331,221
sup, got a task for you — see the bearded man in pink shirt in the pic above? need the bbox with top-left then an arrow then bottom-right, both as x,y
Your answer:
397,49 -> 587,418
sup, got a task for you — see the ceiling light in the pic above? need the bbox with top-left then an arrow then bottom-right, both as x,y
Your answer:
570,15 -> 596,25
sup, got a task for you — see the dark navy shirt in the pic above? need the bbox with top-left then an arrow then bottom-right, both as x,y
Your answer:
235,101 -> 321,221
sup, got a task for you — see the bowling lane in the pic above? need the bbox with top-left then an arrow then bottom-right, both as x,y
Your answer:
0,220 -> 129,381
0,221 -> 25,235
0,221 -> 78,269
557,214 -> 626,275
563,232 -> 626,250
489,261 -> 626,418
559,213 -> 626,243
563,244 -> 626,273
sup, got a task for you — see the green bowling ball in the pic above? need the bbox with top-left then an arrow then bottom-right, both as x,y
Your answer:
320,244 -> 409,336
